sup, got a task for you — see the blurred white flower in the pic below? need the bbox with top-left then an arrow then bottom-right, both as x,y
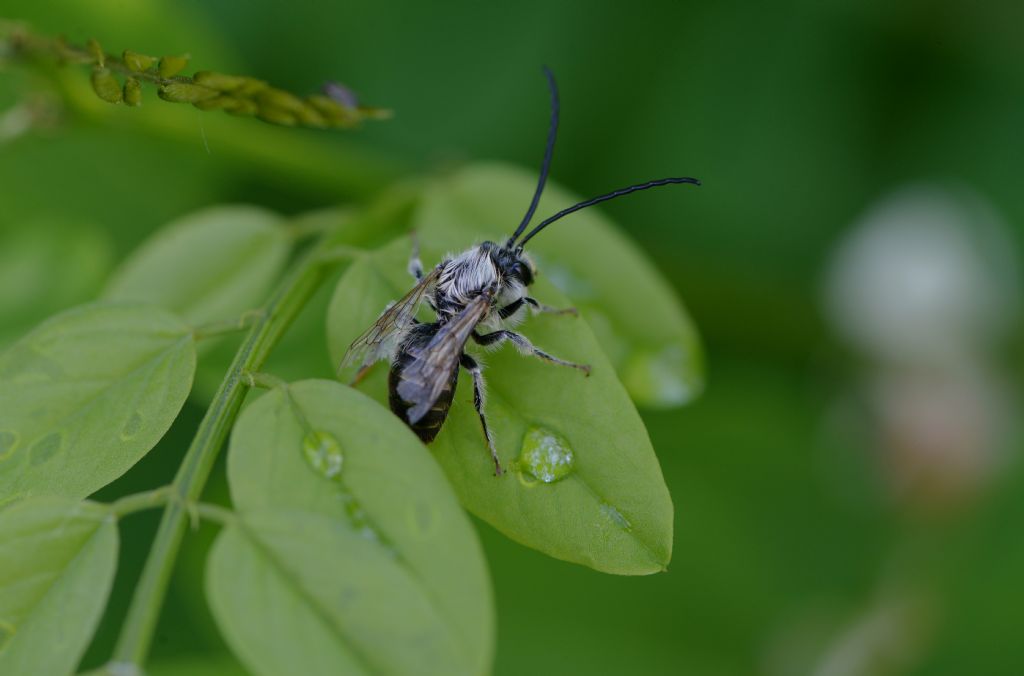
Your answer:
825,184 -> 1019,365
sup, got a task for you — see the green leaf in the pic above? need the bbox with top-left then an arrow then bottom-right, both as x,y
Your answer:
146,655 -> 249,676
0,221 -> 113,348
413,162 -> 704,408
326,238 -> 673,575
0,302 -> 196,502
214,380 -> 493,675
0,497 -> 118,676
103,205 -> 291,327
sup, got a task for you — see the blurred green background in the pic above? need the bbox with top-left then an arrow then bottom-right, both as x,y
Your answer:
3,1 -> 1023,674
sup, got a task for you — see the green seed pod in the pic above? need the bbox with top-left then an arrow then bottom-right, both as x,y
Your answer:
192,71 -> 251,92
158,54 -> 190,78
90,67 -> 122,104
123,77 -> 143,106
122,50 -> 155,72
295,103 -> 328,128
257,106 -> 297,126
224,98 -> 258,117
86,39 -> 105,67
193,95 -> 240,111
306,94 -> 352,122
157,82 -> 218,103
235,77 -> 269,96
257,88 -> 306,114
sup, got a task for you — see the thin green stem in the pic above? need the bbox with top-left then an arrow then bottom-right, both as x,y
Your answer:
111,231 -> 338,667
193,309 -> 265,340
107,486 -> 235,528
109,486 -> 172,517
241,370 -> 290,391
191,501 -> 237,527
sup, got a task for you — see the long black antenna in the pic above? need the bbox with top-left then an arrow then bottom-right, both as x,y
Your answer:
506,66 -> 559,249
516,177 -> 702,248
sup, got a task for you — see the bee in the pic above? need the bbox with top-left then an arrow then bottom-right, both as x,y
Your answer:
339,67 -> 699,475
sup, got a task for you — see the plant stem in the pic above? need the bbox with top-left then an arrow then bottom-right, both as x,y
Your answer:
241,370 -> 290,391
111,231 -> 337,667
109,486 -> 172,517
192,309 -> 265,340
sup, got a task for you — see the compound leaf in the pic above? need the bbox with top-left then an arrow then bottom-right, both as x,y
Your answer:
104,205 -> 290,327
0,302 -> 196,502
212,380 -> 492,675
326,238 -> 673,575
0,497 -> 118,676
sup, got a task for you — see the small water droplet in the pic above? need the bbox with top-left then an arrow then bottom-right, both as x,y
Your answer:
29,432 -> 61,466
104,661 -> 145,676
518,427 -> 575,484
120,412 -> 143,440
0,619 -> 14,651
622,345 -> 700,407
0,431 -> 18,461
303,430 -> 343,480
600,503 -> 632,532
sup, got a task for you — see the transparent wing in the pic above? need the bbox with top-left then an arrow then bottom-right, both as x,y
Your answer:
339,266 -> 441,374
397,292 -> 493,424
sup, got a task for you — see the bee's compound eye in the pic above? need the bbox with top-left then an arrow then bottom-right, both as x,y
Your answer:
516,261 -> 535,286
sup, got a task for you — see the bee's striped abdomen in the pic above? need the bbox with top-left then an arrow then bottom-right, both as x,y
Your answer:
388,323 -> 460,442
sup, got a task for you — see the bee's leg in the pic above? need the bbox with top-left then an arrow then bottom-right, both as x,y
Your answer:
460,353 -> 503,476
524,297 -> 578,317
497,298 -> 525,320
498,297 -> 576,320
408,231 -> 424,282
472,330 -> 591,376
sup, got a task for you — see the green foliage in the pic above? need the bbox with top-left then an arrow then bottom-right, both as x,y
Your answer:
328,237 -> 673,574
0,39 -> 701,669
0,222 -> 112,348
0,303 -> 196,503
214,380 -> 493,675
414,163 -> 705,407
103,205 -> 290,327
0,497 -> 118,676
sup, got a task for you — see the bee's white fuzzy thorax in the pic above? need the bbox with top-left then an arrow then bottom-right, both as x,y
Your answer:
438,246 -> 499,304
436,244 -> 527,326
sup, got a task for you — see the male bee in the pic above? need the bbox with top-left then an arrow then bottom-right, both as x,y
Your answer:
339,68 -> 699,475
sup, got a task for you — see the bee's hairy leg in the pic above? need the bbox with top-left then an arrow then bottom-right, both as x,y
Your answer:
408,230 -> 424,282
498,297 -> 577,320
524,296 -> 578,317
497,298 -> 525,320
472,330 -> 591,376
460,353 -> 503,476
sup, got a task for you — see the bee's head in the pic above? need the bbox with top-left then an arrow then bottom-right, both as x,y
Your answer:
486,241 -> 536,286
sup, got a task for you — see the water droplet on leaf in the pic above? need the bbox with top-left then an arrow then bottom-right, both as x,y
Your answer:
622,344 -> 700,407
600,503 -> 632,532
120,412 -> 143,440
0,431 -> 18,461
105,661 -> 145,676
30,432 -> 61,466
303,430 -> 343,480
518,427 -> 575,484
